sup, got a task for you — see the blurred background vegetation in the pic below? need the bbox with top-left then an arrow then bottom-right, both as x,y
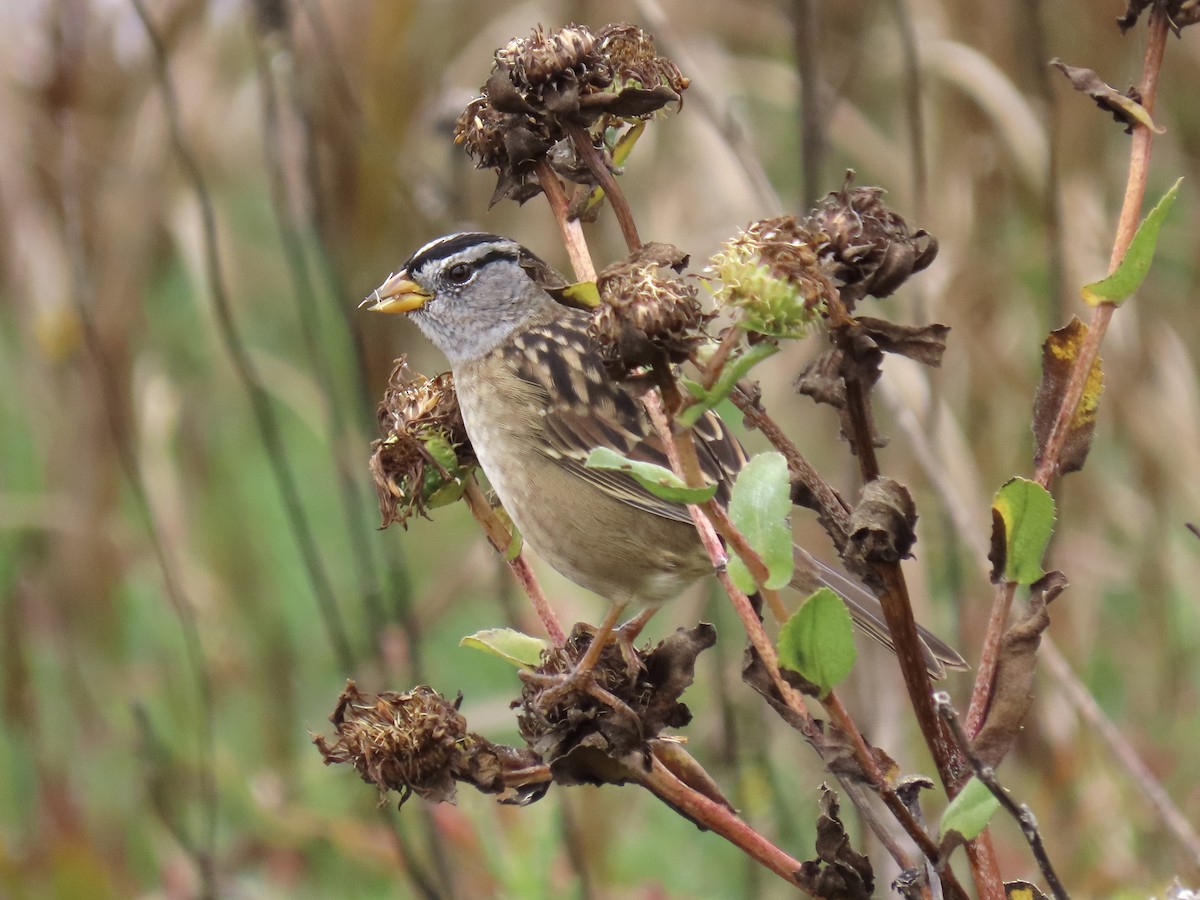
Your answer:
1,0 -> 1198,897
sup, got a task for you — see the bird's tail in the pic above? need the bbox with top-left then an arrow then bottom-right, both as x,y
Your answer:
790,545 -> 968,679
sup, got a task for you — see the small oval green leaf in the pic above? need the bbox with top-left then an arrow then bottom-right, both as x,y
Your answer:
727,452 -> 793,593
992,477 -> 1057,585
777,587 -> 856,696
677,342 -> 780,428
585,446 -> 719,504
940,776 -> 1001,841
1081,176 -> 1182,306
460,628 -> 547,668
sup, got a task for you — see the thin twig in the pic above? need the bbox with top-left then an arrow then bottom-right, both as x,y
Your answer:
462,479 -> 566,645
132,0 -> 355,671
1034,8 -> 1168,488
702,500 -> 789,623
969,0 -> 1171,740
535,159 -> 596,281
937,695 -> 1069,900
569,125 -> 642,252
639,752 -> 814,893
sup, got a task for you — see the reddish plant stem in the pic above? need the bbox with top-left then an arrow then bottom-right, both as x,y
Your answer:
699,325 -> 746,391
840,369 -> 964,782
639,754 -> 813,893
703,499 -> 789,623
838,327 -> 992,893
645,394 -> 813,718
964,832 -> 1006,900
966,5 -> 1170,739
569,125 -> 642,251
535,159 -> 597,281
822,692 -> 922,869
462,478 -> 566,645
1035,6 -> 1166,489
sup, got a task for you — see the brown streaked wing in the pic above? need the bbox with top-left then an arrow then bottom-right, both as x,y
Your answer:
509,313 -> 748,523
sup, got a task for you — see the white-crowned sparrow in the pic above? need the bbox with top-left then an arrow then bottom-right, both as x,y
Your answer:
366,232 -> 965,677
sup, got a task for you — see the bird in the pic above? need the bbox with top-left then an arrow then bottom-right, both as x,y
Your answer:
365,231 -> 966,684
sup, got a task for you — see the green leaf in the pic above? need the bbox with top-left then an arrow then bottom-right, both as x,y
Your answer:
940,776 -> 1001,841
585,446 -> 718,504
420,433 -> 470,508
583,122 -> 647,214
559,281 -> 601,308
1081,177 -> 1183,305
726,452 -> 793,593
991,477 -> 1057,585
460,628 -> 547,668
677,341 -> 779,428
776,588 -> 856,696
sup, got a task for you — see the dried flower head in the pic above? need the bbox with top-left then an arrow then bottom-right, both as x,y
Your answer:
455,23 -> 688,204
805,175 -> 937,308
519,624 -> 715,785
598,23 -> 689,96
495,24 -> 604,90
315,681 -> 547,806
370,359 -> 474,527
315,682 -> 470,804
709,216 -> 834,339
588,243 -> 711,379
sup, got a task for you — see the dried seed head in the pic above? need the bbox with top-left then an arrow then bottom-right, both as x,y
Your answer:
518,624 -> 715,785
455,23 -> 688,204
370,360 -> 474,527
709,216 -> 833,339
588,243 -> 711,379
314,681 -> 470,804
495,24 -> 604,89
597,24 -> 689,96
806,175 -> 937,307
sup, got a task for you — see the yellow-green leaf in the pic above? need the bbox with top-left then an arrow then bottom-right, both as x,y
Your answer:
585,447 -> 718,504
460,628 -> 547,668
777,588 -> 856,696
990,478 -> 1057,585
940,776 -> 1001,841
727,452 -> 793,592
1081,177 -> 1182,306
677,341 -> 779,428
559,280 -> 601,308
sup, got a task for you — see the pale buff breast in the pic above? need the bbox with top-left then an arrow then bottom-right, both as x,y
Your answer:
455,359 -> 711,607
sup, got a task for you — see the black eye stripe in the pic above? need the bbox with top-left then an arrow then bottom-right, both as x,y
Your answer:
404,232 -> 515,273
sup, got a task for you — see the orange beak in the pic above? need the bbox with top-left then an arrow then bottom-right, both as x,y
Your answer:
362,271 -> 430,313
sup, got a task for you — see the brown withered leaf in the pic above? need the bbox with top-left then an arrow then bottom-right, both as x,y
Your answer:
1049,59 -> 1163,135
1117,0 -> 1200,34
519,624 -> 715,787
798,785 -> 874,899
845,478 -> 918,571
823,722 -> 900,786
794,349 -> 847,408
971,572 -> 1068,768
1032,317 -> 1104,475
854,317 -> 950,367
314,681 -> 548,807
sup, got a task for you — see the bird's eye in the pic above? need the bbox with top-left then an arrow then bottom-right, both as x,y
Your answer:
445,262 -> 473,284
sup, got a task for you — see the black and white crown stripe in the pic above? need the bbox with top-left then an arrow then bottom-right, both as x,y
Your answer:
402,232 -> 520,277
